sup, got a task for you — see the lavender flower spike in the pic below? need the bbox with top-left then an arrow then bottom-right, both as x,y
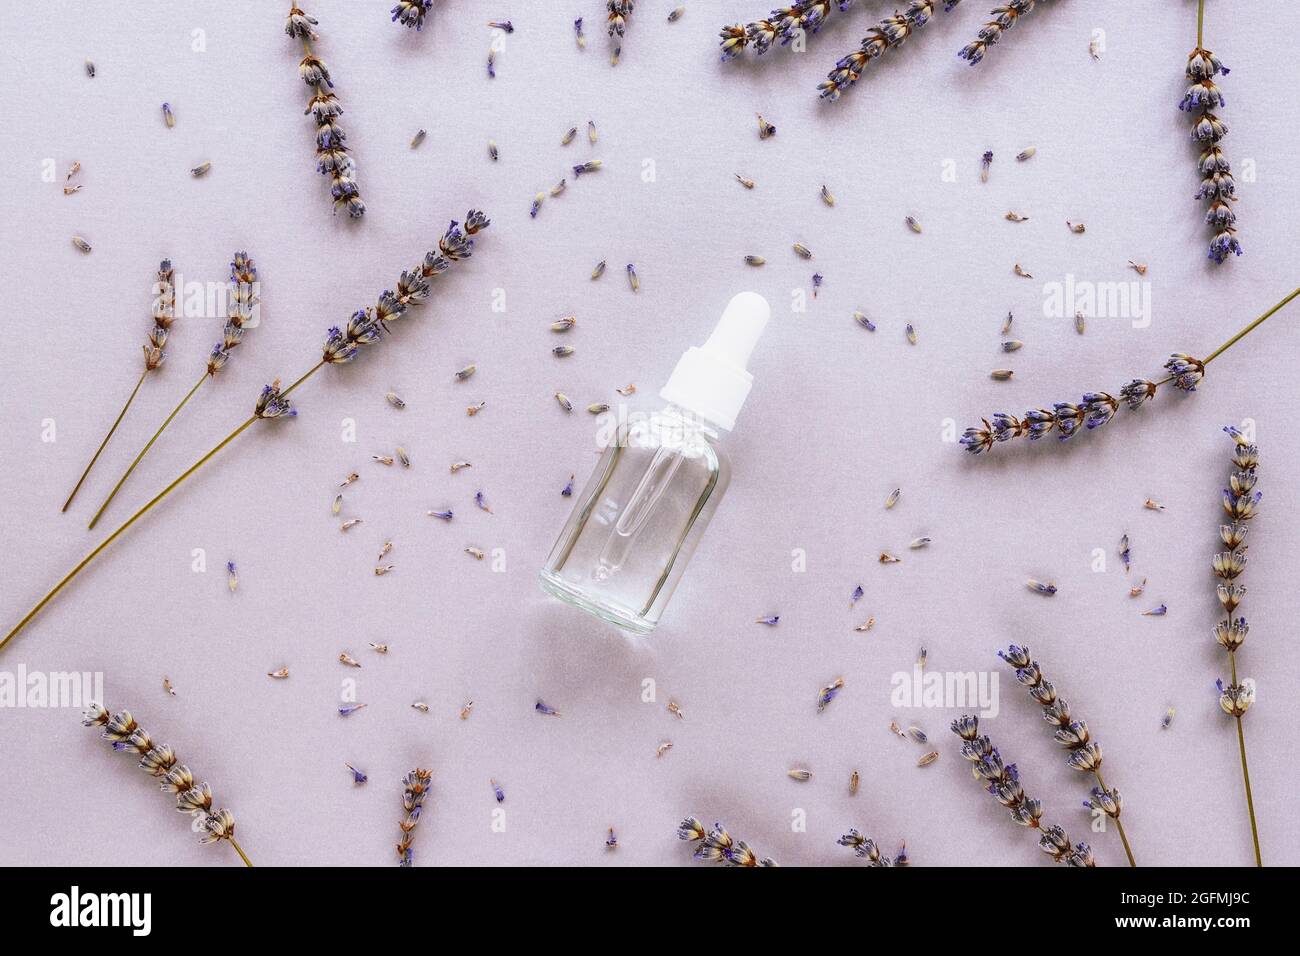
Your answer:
818,2 -> 961,102
207,252 -> 259,376
1183,18 -> 1240,262
950,714 -> 1095,867
60,259 -> 176,513
288,5 -> 364,217
1213,427 -> 1262,862
82,703 -> 252,866
85,251 -> 263,530
958,0 -> 1052,67
319,213 -> 489,366
718,2 -> 857,61
960,355 -> 1211,454
996,647 -> 1136,865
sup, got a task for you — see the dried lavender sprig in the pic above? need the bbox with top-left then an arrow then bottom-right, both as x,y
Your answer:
959,287 -> 1300,455
719,1 -> 857,61
1184,2 -> 1240,263
81,703 -> 252,866
391,0 -> 434,31
818,1 -> 962,101
837,829 -> 909,866
88,252 -> 262,530
61,259 -> 176,512
997,646 -> 1136,866
287,6 -> 364,218
0,212 -> 490,654
397,768 -> 432,865
957,0 -> 1052,67
950,715 -> 1095,867
1215,426 -> 1262,865
677,817 -> 778,866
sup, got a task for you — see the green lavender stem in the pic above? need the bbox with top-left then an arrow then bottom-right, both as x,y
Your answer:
1094,768 -> 1136,867
61,369 -> 149,513
1150,285 -> 1300,388
1229,654 -> 1262,866
1204,287 -> 1300,365
88,372 -> 210,530
0,361 -> 326,654
3,417 -> 258,653
229,837 -> 253,867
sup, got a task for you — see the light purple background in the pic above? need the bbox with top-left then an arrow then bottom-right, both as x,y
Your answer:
1,1 -> 1296,867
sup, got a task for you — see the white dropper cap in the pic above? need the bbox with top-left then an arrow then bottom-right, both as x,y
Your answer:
659,291 -> 771,431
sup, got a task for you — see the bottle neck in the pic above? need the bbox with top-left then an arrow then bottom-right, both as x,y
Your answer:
657,403 -> 723,441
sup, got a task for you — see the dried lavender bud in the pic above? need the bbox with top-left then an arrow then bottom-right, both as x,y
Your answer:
816,677 -> 844,713
1165,353 -> 1206,391
1217,678 -> 1255,717
253,381 -> 296,420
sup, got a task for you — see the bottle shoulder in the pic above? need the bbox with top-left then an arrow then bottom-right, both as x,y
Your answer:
621,406 -> 728,468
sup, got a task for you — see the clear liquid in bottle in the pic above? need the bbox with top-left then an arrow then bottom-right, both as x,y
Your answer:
539,406 -> 729,633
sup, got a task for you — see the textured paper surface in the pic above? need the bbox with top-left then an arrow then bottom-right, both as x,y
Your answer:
1,1 -> 1296,866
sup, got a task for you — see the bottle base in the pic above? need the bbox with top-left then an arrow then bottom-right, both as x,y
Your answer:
537,570 -> 657,635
